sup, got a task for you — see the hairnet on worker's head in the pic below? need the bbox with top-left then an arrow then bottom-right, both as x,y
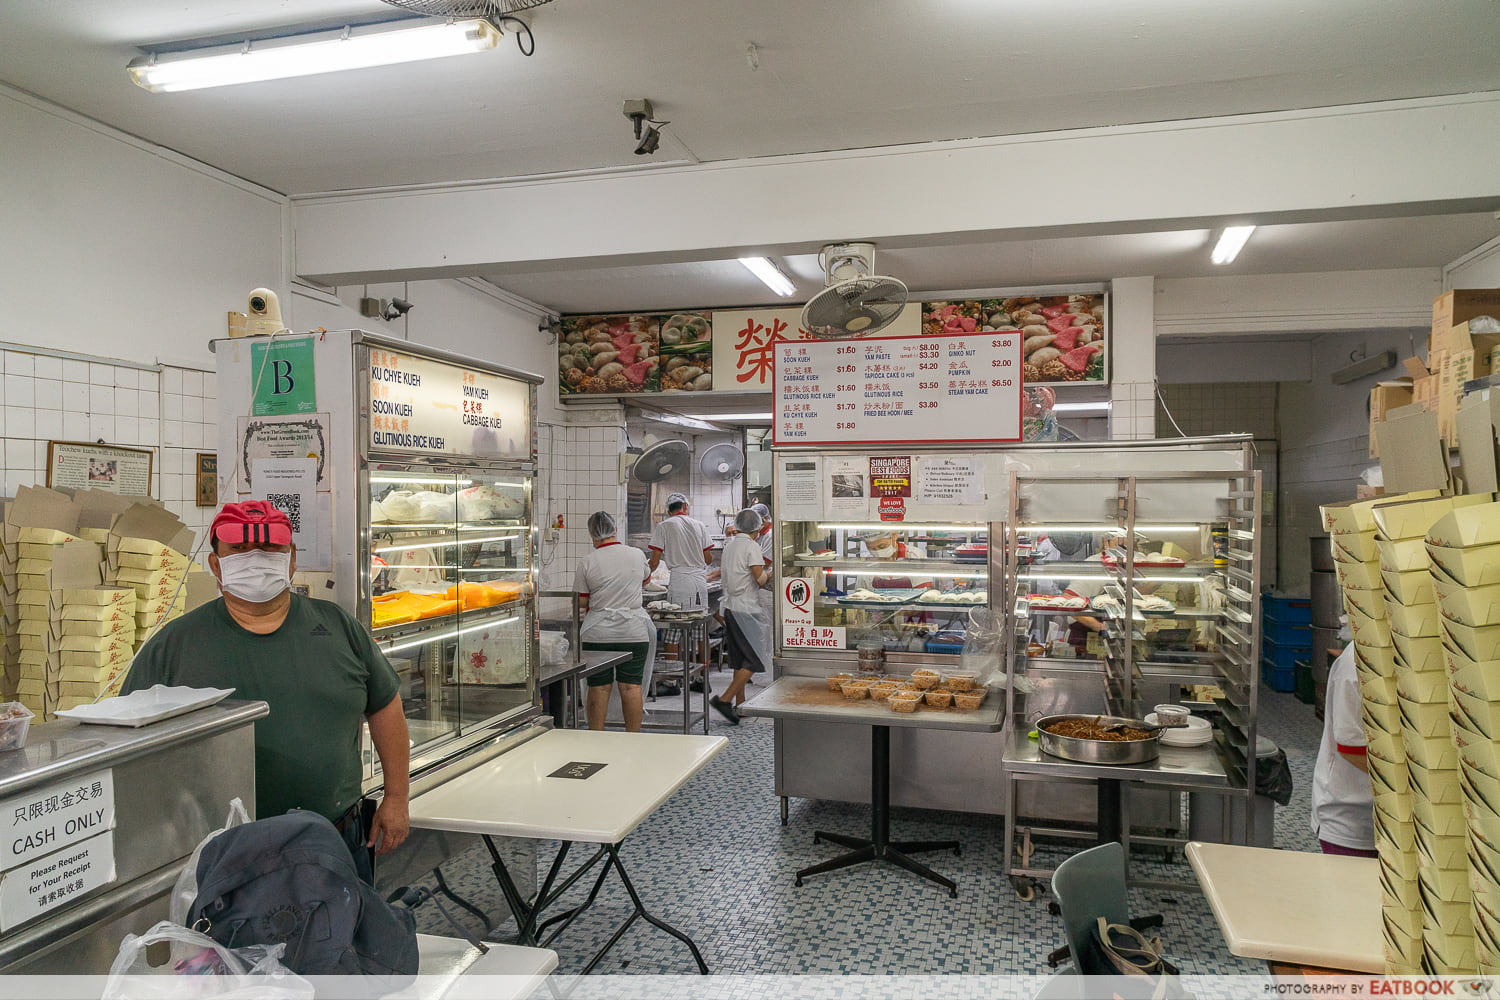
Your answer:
666,493 -> 688,512
587,510 -> 617,541
735,508 -> 763,534
751,503 -> 770,521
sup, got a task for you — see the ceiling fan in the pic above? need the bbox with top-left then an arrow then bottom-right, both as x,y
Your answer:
800,242 -> 909,340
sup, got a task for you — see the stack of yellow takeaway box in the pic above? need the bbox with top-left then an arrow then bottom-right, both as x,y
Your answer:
1324,490 -> 1500,974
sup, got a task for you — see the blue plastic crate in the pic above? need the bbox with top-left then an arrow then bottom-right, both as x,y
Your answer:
1262,613 -> 1312,646
1261,635 -> 1311,671
1261,658 -> 1297,692
1261,595 -> 1312,624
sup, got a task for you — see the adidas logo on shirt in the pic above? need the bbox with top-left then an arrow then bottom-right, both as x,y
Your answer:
310,623 -> 331,637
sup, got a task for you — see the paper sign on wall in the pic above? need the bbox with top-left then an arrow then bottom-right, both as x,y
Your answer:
0,830 -> 116,932
915,455 -> 984,505
1,769 -> 115,871
779,577 -> 846,649
250,339 -> 318,416
254,458 -> 328,572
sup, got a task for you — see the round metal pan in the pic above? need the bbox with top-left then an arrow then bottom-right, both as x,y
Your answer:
1035,714 -> 1161,765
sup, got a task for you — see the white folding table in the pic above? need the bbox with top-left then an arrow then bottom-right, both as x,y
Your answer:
408,728 -> 726,975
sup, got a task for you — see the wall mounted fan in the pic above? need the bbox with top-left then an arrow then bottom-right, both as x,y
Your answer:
630,439 -> 691,483
800,242 -> 909,340
699,443 -> 745,482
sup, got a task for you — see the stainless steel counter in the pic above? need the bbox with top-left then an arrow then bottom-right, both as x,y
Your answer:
0,699 -> 266,973
1001,728 -> 1231,789
738,676 -> 1004,732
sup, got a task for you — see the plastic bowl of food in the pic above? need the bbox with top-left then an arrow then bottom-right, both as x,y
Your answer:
869,682 -> 900,703
953,687 -> 988,711
888,692 -> 921,714
0,702 -> 34,752
841,680 -> 873,700
925,689 -> 953,709
946,671 -> 979,692
909,669 -> 942,690
827,673 -> 854,692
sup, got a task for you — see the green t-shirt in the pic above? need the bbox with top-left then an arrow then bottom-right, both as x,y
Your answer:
122,595 -> 400,822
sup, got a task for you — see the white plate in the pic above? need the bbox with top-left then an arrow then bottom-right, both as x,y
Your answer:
55,685 -> 234,727
1147,712 -> 1213,746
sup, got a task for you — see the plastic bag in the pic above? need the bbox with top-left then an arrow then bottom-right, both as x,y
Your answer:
960,608 -> 1005,686
169,798 -> 250,927
103,921 -> 313,1000
539,631 -> 570,666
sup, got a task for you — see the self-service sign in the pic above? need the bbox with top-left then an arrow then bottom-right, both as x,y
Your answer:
780,577 -> 846,649
2,769 -> 115,870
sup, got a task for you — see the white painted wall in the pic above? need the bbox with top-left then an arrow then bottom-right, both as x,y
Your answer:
1155,269 -> 1439,336
1156,339 -> 1312,383
1445,237 -> 1500,291
0,86 -> 285,369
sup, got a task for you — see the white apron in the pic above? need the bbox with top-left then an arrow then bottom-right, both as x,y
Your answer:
580,605 -> 658,692
667,567 -> 708,611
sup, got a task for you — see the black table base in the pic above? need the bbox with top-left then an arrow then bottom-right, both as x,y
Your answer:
484,835 -> 709,975
794,725 -> 961,897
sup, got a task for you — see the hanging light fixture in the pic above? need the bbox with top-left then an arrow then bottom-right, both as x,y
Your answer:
127,19 -> 502,93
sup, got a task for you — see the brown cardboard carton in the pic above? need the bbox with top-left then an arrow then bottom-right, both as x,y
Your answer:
1434,290 -> 1500,344
1371,380 -> 1416,458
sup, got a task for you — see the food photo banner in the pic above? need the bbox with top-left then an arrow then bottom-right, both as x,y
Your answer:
772,332 -> 1024,446
555,293 -> 1105,400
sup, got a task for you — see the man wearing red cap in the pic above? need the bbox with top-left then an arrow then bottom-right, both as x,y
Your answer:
122,501 -> 410,882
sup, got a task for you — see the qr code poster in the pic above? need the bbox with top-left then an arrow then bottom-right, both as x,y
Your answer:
251,457 -> 330,572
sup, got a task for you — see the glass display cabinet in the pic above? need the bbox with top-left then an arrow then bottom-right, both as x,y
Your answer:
778,518 -> 993,655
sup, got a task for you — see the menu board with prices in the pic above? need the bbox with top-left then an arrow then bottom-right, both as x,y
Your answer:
773,333 -> 1023,445
368,348 -> 531,462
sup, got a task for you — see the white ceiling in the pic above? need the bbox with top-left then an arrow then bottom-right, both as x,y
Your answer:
4,0 -> 1500,309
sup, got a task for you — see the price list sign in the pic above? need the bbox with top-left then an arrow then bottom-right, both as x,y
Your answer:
773,332 -> 1023,445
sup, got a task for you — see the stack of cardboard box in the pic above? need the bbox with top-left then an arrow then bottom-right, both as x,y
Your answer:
16,540 -> 112,721
105,506 -> 196,649
1372,290 -> 1500,451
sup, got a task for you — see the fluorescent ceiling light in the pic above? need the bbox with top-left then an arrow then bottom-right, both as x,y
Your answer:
738,257 -> 796,297
682,412 -> 774,422
1051,402 -> 1112,414
1211,226 -> 1256,265
128,19 -> 500,93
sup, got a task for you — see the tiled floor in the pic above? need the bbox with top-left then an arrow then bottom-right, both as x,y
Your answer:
407,683 -> 1324,979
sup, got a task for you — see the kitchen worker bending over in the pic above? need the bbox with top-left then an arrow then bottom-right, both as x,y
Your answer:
711,508 -> 773,725
575,510 -> 655,732
122,501 -> 410,883
648,492 -> 714,609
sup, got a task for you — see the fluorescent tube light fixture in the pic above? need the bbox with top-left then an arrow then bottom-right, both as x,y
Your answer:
1211,226 -> 1256,265
739,257 -> 797,298
127,19 -> 501,93
681,412 -> 774,422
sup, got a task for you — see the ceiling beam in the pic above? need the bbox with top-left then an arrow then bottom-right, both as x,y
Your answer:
292,93 -> 1500,285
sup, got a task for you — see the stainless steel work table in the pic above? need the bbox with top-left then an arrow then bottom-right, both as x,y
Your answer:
737,675 -> 1004,896
538,649 -> 630,730
1001,727 -> 1233,896
409,729 -> 726,975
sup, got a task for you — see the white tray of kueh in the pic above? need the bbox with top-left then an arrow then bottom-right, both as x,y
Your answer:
1332,528 -> 1381,562
1441,617 -> 1500,662
1443,642 -> 1500,701
1339,584 -> 1386,620
1376,493 -> 1492,542
1391,630 -> 1445,672
1427,500 -> 1500,549
1335,556 -> 1384,592
1426,539 -> 1500,588
1346,601 -> 1394,646
1382,567 -> 1436,606
1399,694 -> 1454,738
1432,575 -> 1500,629
1397,667 -> 1450,704
1386,600 -> 1441,639
1322,491 -> 1445,534
1378,536 -> 1434,574
1361,672 -> 1401,706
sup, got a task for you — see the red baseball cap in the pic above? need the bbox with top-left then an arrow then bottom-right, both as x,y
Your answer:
211,501 -> 293,547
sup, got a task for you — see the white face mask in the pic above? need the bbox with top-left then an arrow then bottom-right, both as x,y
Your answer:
216,549 -> 292,603
871,544 -> 897,559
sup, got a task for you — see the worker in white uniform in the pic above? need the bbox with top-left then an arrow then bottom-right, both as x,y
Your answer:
751,501 -> 775,626
710,508 -> 772,725
1310,643 -> 1375,856
648,492 -> 713,609
574,511 -> 656,733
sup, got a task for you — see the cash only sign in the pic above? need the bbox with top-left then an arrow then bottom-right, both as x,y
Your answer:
0,769 -> 117,932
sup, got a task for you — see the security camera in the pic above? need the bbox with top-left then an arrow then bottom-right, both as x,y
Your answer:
382,297 -> 414,322
245,287 -> 284,336
635,126 -> 662,155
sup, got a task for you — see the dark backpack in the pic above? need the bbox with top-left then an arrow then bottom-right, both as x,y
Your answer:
187,810 -> 419,979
